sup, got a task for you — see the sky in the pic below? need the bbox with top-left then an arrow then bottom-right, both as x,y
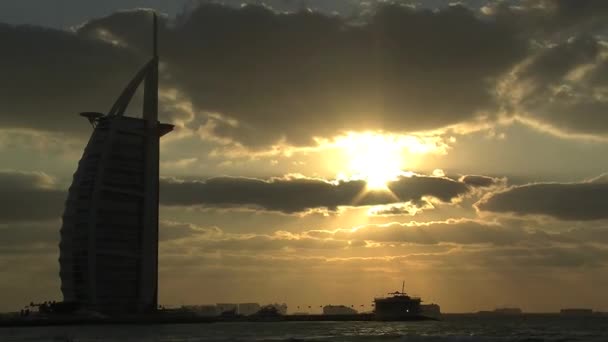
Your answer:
1,0 -> 608,313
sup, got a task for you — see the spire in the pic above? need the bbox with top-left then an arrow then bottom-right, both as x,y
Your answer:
143,11 -> 159,123
153,12 -> 158,59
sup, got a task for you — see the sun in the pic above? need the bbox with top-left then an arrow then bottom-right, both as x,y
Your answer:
336,133 -> 405,190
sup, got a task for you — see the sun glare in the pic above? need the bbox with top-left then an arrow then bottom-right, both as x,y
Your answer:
336,133 -> 406,190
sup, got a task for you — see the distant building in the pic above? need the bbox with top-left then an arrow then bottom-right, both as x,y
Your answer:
421,304 -> 441,318
323,305 -> 358,315
561,308 -> 593,316
494,308 -> 522,315
182,305 -> 218,317
238,303 -> 261,316
216,303 -> 238,315
478,308 -> 522,315
58,13 -> 173,314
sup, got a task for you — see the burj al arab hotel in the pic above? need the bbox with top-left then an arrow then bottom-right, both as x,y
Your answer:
58,13 -> 173,314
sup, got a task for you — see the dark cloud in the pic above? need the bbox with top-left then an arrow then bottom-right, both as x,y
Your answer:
160,174 -> 469,213
3,1 -> 608,147
493,0 -> 608,37
546,0 -> 608,26
159,221 -> 221,241
459,175 -> 501,188
485,1 -> 608,139
504,36 -> 608,137
0,23 -> 142,136
75,1 -> 608,146
476,176 -> 608,220
0,170 -> 65,222
76,3 -> 526,147
368,204 -> 417,216
0,170 -> 475,221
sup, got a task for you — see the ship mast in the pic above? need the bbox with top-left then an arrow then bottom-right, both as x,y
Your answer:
143,11 -> 158,123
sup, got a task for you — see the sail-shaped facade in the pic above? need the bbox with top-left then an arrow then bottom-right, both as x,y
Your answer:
58,14 -> 172,314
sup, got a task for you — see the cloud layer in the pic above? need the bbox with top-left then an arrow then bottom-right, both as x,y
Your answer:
81,4 -> 525,147
159,218 -> 608,271
0,170 -> 65,222
477,176 -> 608,220
1,1 -> 607,150
0,23 -> 141,136
160,174 -> 469,213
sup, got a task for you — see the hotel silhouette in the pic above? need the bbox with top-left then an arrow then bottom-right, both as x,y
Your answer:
58,14 -> 172,313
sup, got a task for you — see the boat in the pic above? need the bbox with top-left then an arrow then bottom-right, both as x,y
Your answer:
373,282 -> 439,321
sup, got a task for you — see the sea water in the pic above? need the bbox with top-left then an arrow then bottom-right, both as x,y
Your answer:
1,315 -> 607,341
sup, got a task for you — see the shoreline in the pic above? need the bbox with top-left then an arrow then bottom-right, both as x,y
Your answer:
0,313 -> 437,327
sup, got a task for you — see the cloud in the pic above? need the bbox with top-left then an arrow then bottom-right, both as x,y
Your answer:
492,0 -> 608,37
459,175 -> 502,188
309,219 -> 530,246
160,220 -> 222,242
0,23 -> 142,136
75,3 -> 526,147
157,218 -> 608,272
160,174 -> 469,213
3,1 -> 608,148
0,169 -> 480,221
0,170 -> 65,222
73,1 -> 608,146
367,200 -> 433,216
158,215 -> 608,260
476,176 -> 608,220
500,36 -> 608,139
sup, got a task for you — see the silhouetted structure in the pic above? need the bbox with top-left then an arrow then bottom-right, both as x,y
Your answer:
238,303 -> 261,316
421,303 -> 441,319
182,305 -> 218,316
58,13 -> 173,314
253,305 -> 282,318
216,303 -> 238,315
323,305 -> 358,315
373,282 -> 423,321
477,308 -> 522,316
560,308 -> 593,316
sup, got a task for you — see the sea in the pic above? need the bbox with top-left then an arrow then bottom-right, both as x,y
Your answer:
1,315 -> 607,342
